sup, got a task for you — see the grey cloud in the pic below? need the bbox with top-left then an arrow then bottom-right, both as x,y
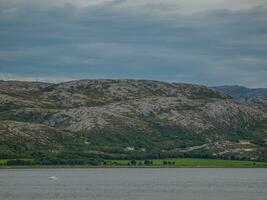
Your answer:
0,1 -> 267,87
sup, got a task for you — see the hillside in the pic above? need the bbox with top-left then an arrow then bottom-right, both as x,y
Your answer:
0,80 -> 267,164
214,85 -> 267,99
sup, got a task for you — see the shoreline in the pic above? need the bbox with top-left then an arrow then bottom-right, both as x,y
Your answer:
1,165 -> 267,169
2,158 -> 267,169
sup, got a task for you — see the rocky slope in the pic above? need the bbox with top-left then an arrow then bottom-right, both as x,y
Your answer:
245,96 -> 267,112
0,80 -> 266,162
214,85 -> 267,99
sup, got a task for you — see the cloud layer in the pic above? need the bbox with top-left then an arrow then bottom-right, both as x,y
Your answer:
0,0 -> 267,87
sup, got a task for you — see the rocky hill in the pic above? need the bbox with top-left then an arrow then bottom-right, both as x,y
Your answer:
214,85 -> 267,99
0,80 -> 266,163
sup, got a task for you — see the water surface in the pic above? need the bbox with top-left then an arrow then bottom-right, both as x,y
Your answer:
0,168 -> 266,200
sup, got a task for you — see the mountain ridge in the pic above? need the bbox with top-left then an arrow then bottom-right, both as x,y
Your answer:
0,79 -> 266,163
214,85 -> 267,99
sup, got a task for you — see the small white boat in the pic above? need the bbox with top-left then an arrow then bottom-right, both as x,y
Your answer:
49,176 -> 58,181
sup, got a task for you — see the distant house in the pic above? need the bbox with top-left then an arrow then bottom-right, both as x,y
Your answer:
139,148 -> 146,152
243,148 -> 253,152
125,147 -> 135,151
250,157 -> 257,161
238,140 -> 251,145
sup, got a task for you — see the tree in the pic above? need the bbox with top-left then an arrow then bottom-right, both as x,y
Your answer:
130,160 -> 137,165
144,160 -> 153,165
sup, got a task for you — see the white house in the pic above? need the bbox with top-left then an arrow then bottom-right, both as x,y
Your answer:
238,140 -> 251,145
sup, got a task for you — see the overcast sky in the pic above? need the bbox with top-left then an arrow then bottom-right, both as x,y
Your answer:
0,0 -> 267,87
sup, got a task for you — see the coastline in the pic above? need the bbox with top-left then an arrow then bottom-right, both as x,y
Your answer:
1,165 -> 267,169
2,158 -> 267,169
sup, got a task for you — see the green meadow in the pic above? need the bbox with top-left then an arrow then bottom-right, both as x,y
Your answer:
1,158 -> 267,167
106,158 -> 267,167
0,159 -> 8,165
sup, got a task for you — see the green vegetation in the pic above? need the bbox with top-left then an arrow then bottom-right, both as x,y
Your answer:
1,158 -> 266,167
0,159 -> 8,165
106,158 -> 267,167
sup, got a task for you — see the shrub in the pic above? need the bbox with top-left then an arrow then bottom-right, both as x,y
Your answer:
144,160 -> 153,165
6,159 -> 33,166
130,160 -> 137,165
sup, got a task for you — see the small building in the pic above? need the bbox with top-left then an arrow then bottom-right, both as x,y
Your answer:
238,140 -> 251,145
125,147 -> 135,151
139,148 -> 146,152
243,148 -> 253,152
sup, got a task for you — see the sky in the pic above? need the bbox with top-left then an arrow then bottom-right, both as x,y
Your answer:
0,0 -> 267,87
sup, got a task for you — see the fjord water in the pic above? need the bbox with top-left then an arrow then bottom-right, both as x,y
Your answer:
1,168 -> 266,200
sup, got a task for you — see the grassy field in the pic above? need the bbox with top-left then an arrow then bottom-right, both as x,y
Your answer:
106,158 -> 267,167
1,158 -> 267,167
0,159 -> 8,165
